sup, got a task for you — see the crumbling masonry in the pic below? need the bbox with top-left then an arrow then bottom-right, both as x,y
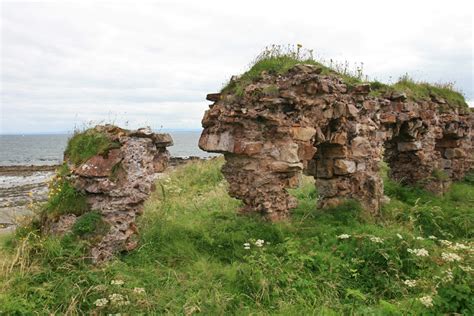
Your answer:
199,64 -> 473,221
47,125 -> 173,262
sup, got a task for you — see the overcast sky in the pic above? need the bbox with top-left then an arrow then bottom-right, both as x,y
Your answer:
1,0 -> 472,134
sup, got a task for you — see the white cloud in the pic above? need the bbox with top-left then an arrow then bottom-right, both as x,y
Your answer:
1,0 -> 472,134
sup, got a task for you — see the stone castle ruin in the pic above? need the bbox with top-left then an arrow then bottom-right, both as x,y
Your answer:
199,64 -> 473,221
45,125 -> 173,262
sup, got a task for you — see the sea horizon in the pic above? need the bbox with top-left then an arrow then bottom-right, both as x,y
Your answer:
0,130 -> 214,167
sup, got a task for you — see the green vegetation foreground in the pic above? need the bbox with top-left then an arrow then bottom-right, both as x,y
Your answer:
1,158 -> 473,314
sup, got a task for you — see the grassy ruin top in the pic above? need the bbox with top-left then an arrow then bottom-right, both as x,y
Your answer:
222,45 -> 469,110
65,128 -> 120,166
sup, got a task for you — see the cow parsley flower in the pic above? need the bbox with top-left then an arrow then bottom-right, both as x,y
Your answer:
337,234 -> 351,240
403,279 -> 417,287
369,236 -> 384,244
111,279 -> 124,286
109,293 -> 129,306
396,233 -> 403,240
440,240 -> 452,247
243,242 -> 251,250
416,237 -> 425,240
94,298 -> 109,307
419,295 -> 433,308
459,265 -> 473,272
442,269 -> 453,282
441,252 -> 462,262
407,248 -> 429,257
133,287 -> 146,294
449,243 -> 468,251
255,239 -> 265,247
428,236 -> 437,240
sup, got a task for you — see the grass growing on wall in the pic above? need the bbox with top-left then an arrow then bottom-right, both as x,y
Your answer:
65,129 -> 120,166
0,158 -> 473,314
222,45 -> 468,109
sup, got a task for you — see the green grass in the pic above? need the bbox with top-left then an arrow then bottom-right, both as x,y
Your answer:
72,211 -> 107,237
222,45 -> 468,109
1,158 -> 473,314
44,179 -> 89,218
369,74 -> 468,110
65,129 -> 120,166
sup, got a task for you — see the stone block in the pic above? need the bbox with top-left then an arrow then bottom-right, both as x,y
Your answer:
206,93 -> 221,102
198,131 -> 234,153
444,148 -> 466,159
233,141 -> 263,156
279,143 -> 300,163
354,83 -> 371,94
270,161 -> 303,173
291,126 -> 316,141
380,113 -> 397,124
316,159 -> 333,178
351,136 -> 371,157
334,159 -> 356,175
76,149 -> 122,177
441,159 -> 452,169
298,143 -> 317,160
320,144 -> 347,158
397,141 -> 422,152
330,131 -> 347,145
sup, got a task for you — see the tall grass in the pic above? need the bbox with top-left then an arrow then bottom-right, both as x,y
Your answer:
0,158 -> 473,314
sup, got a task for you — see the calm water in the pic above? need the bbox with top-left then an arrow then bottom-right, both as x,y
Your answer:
0,131 -> 213,166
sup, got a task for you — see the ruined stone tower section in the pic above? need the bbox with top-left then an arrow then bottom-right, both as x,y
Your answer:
199,79 -> 318,220
200,64 -> 473,220
46,125 -> 173,262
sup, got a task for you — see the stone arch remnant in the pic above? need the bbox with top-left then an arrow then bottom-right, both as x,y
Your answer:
199,64 -> 473,220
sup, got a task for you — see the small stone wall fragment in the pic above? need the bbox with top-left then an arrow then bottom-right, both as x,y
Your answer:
46,125 -> 172,262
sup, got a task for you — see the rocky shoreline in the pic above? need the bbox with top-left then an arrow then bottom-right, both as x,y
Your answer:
0,156 -> 207,233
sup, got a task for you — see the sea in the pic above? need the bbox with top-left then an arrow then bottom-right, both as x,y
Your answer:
0,131 -> 211,166
0,131 -> 215,229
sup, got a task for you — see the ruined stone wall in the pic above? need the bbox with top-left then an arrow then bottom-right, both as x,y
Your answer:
47,125 -> 173,262
199,64 -> 473,220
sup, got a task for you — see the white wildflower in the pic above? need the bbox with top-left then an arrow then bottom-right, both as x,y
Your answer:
110,279 -> 124,286
442,269 -> 453,282
369,236 -> 384,244
449,243 -> 469,251
243,242 -> 251,250
403,279 -> 417,287
428,236 -> 437,240
441,252 -> 462,262
109,293 -> 129,306
407,248 -> 429,257
255,239 -> 265,247
459,265 -> 473,272
337,234 -> 351,240
416,237 -> 425,240
440,240 -> 452,247
419,295 -> 433,308
133,287 -> 146,294
94,298 -> 109,307
396,233 -> 403,240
